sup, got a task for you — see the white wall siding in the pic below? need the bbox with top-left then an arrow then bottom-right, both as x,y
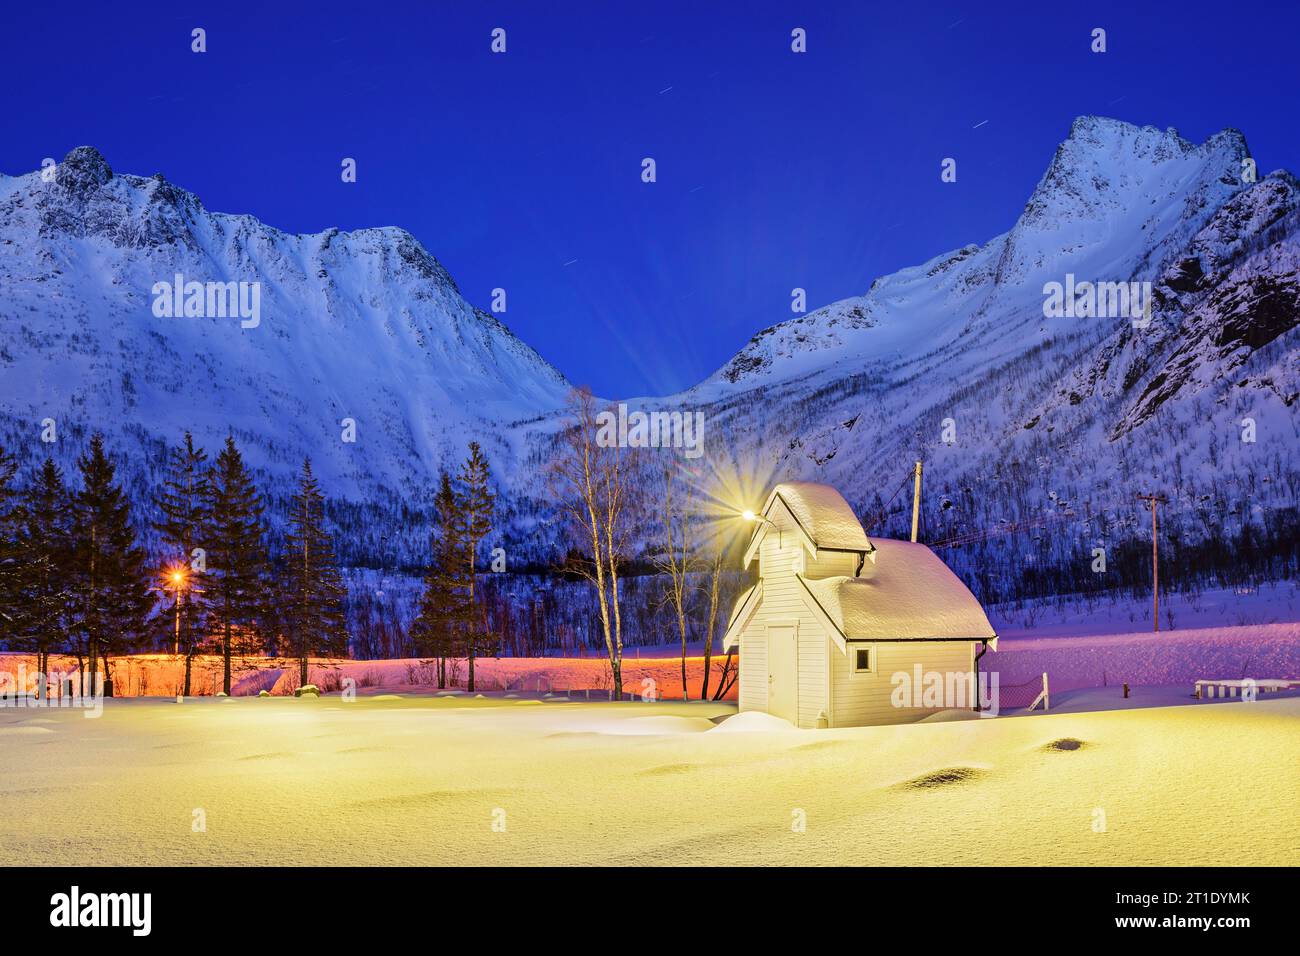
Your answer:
830,640 -> 977,727
759,535 -> 826,728
805,549 -> 859,580
737,533 -> 829,727
796,628 -> 827,727
738,629 -> 767,713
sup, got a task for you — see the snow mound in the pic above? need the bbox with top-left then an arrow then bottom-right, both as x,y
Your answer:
234,669 -> 283,696
709,711 -> 800,733
557,715 -> 715,736
916,709 -> 985,723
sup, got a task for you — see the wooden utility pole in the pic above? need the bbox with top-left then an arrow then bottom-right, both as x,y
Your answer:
1136,493 -> 1167,632
910,460 -> 923,543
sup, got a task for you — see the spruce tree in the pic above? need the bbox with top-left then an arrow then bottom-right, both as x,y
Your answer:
207,436 -> 269,695
409,471 -> 469,688
71,435 -> 152,694
260,548 -> 293,659
457,442 -> 495,692
17,459 -> 75,689
284,458 -> 347,686
0,445 -> 23,647
153,432 -> 211,696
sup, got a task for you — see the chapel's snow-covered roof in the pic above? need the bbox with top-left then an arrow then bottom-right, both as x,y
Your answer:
761,481 -> 872,552
799,538 -> 995,642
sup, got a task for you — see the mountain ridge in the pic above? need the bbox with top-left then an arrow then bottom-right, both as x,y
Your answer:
2,117 -> 1296,587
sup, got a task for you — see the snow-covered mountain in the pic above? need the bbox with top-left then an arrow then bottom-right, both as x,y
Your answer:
668,117 -> 1298,599
2,118 -> 1296,593
0,145 -> 569,559
703,118 -> 1254,393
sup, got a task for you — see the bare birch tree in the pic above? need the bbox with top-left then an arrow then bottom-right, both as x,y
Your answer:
654,460 -> 692,698
699,544 -> 726,700
550,387 -> 636,700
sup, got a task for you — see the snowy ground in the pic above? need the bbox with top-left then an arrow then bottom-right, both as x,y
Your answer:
987,582 -> 1300,638
990,622 -> 1300,690
1,693 -> 1295,865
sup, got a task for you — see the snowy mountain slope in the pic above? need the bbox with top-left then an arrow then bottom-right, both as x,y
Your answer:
1038,170 -> 1300,439
0,147 -> 569,550
652,118 -> 1297,599
701,118 -> 1250,396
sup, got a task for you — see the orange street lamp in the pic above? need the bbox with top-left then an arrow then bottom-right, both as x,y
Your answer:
167,567 -> 188,655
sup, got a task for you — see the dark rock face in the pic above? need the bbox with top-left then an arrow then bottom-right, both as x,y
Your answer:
1125,270 -> 1299,430
1104,175 -> 1300,437
1166,257 -> 1206,293
56,146 -> 113,196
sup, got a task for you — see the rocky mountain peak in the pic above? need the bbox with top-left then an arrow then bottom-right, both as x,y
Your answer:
1022,117 -> 1247,226
56,145 -> 113,195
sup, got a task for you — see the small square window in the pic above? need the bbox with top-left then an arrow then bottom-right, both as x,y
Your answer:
853,647 -> 871,673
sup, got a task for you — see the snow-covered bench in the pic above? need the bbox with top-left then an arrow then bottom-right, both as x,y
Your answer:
1194,678 -> 1300,700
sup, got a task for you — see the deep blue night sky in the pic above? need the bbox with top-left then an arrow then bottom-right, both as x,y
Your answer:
5,1 -> 1298,397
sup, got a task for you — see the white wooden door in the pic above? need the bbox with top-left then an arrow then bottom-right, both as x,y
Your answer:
767,625 -> 798,723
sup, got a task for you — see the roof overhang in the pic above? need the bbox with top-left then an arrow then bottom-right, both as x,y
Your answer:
794,574 -> 847,654
742,493 -> 818,569
721,580 -> 764,652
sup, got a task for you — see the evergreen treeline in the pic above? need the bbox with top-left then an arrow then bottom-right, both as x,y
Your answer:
407,441 -> 497,691
0,436 -> 153,695
0,433 -> 508,695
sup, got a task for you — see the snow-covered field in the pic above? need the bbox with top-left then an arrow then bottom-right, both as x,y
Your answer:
0,692 -> 1296,866
991,622 -> 1300,691
988,582 -> 1300,638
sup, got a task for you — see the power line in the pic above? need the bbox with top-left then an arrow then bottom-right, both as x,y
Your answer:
862,469 -> 916,533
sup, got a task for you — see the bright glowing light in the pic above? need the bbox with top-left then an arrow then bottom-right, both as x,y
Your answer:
168,569 -> 186,587
647,436 -> 777,558
741,509 -> 756,522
